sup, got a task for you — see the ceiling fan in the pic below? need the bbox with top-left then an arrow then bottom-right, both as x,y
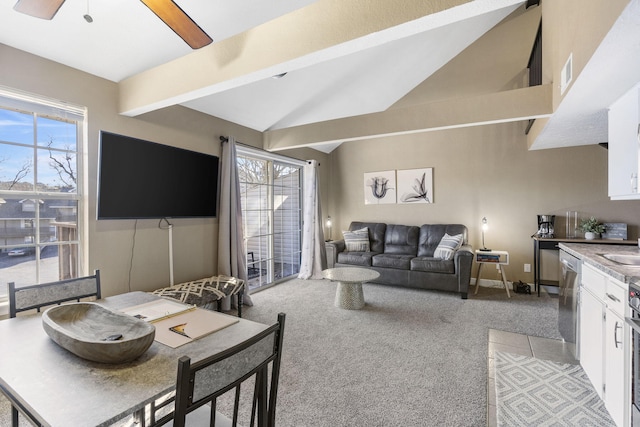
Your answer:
13,0 -> 213,49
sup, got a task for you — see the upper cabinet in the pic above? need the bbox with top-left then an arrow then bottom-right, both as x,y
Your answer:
608,83 -> 640,200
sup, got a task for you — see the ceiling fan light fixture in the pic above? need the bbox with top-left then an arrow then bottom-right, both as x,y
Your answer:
140,0 -> 213,49
83,0 -> 92,23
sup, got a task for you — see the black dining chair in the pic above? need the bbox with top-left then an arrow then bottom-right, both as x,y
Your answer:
8,270 -> 102,318
151,312 -> 286,427
6,270 -> 102,426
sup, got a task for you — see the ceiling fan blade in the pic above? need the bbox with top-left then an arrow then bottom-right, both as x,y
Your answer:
140,0 -> 213,49
13,0 -> 65,19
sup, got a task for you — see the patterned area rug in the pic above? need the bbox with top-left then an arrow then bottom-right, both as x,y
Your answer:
495,352 -> 616,426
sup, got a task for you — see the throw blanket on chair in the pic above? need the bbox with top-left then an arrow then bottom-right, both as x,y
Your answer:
151,276 -> 244,307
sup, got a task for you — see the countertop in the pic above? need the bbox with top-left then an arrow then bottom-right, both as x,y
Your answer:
534,236 -> 637,245
559,242 -> 640,283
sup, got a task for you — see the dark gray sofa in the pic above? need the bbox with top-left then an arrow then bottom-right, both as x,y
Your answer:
325,221 -> 474,299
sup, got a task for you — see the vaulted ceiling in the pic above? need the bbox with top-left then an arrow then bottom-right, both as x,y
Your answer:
0,0 -> 526,152
2,0 -> 638,153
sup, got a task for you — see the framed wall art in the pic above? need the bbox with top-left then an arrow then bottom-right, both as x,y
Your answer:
364,170 -> 396,204
397,168 -> 433,204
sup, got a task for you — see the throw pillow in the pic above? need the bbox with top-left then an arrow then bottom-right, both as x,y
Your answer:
343,227 -> 370,252
434,233 -> 464,260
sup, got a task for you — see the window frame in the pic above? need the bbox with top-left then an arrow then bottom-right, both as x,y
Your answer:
0,87 -> 88,300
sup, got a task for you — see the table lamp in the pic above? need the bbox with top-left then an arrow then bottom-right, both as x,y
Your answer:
480,217 -> 491,251
326,216 -> 332,242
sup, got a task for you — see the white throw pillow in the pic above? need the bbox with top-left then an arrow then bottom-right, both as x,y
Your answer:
342,227 -> 370,252
434,233 -> 464,260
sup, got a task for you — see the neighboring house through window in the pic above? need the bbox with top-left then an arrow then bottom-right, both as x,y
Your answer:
0,88 -> 87,301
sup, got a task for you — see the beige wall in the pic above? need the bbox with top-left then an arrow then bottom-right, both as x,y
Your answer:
541,0 -> 629,110
326,121 -> 640,283
0,43 -> 326,296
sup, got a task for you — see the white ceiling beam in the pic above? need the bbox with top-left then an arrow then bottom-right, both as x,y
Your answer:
263,85 -> 553,150
118,0 -> 525,117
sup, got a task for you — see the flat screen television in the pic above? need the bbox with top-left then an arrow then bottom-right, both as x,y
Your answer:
97,131 -> 219,219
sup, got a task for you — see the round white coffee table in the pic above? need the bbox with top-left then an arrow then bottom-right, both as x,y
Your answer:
322,267 -> 380,310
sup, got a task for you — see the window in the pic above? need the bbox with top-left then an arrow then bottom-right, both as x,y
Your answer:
0,88 -> 86,299
237,147 -> 304,290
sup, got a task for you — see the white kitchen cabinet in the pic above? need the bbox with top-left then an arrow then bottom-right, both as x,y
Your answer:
579,285 -> 604,397
605,308 -> 625,427
579,262 -> 629,426
608,82 -> 640,200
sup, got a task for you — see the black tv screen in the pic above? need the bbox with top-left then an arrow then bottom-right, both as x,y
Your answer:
97,131 -> 219,219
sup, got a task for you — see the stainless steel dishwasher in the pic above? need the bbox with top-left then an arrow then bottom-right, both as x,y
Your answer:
558,249 -> 580,359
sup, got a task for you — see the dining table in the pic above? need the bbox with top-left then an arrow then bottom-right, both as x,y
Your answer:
0,291 -> 270,427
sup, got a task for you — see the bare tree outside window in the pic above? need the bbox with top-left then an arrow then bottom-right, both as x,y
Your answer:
237,158 -> 294,185
0,158 -> 32,191
46,138 -> 76,191
237,157 -> 267,184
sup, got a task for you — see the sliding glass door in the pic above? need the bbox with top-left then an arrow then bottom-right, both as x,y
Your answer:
237,148 -> 303,290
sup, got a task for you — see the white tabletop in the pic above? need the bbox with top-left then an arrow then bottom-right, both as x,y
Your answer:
322,267 -> 380,283
0,291 -> 269,427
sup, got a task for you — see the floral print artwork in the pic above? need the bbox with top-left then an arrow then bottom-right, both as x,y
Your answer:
397,168 -> 433,204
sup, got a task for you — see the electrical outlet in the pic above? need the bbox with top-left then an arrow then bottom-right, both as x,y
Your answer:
524,263 -> 531,273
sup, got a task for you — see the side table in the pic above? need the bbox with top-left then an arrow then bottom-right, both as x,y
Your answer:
322,267 -> 380,310
474,250 -> 510,298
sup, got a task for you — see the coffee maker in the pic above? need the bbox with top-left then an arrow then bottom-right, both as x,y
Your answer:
536,215 -> 555,238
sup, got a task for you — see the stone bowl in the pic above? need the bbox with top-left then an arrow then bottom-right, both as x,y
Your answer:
42,302 -> 156,364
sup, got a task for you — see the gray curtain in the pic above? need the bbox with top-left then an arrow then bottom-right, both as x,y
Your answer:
217,137 -> 252,307
298,160 -> 327,279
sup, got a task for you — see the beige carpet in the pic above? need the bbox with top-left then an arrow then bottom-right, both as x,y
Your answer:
1,280 -> 560,426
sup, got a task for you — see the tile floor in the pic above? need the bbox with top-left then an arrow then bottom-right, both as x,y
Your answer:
486,329 -> 578,427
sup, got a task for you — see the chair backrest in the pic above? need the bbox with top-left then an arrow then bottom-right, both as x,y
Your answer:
8,270 -> 102,318
154,312 -> 286,427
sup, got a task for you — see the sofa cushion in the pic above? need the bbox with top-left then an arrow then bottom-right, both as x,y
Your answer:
337,251 -> 378,266
418,224 -> 468,257
348,222 -> 387,253
433,233 -> 464,260
372,254 -> 414,270
383,224 -> 419,255
343,227 -> 370,252
411,257 -> 455,274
